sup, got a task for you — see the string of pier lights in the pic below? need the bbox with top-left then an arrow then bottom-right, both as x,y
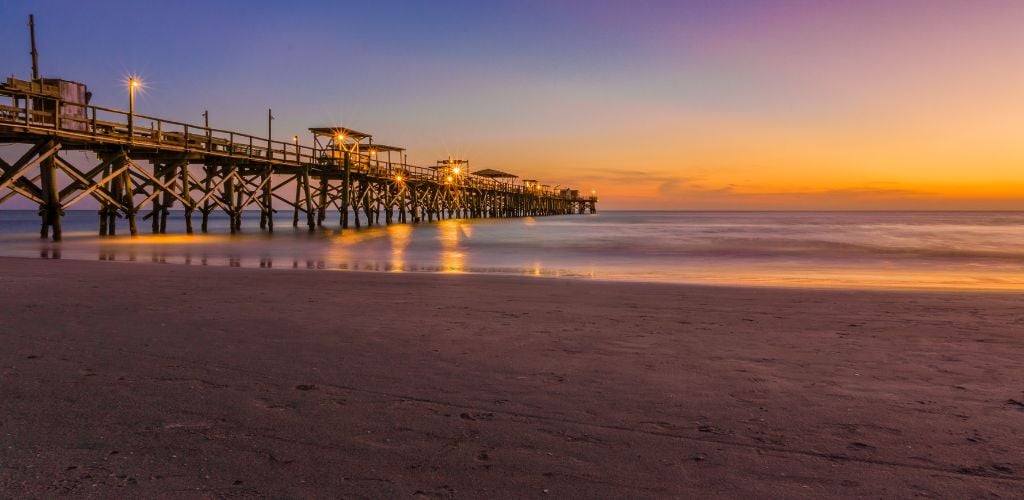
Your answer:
124,79 -> 475,192
126,82 -> 500,194
334,131 -> 413,184
120,77 -> 598,196
446,164 -> 461,184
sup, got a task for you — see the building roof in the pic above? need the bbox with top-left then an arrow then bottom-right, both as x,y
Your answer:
308,127 -> 372,140
472,168 -> 518,179
364,144 -> 405,153
431,160 -> 470,171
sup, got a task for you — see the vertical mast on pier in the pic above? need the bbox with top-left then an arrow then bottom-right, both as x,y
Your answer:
29,14 -> 40,80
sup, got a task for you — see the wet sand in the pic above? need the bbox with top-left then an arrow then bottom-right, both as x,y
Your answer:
1,256 -> 1022,497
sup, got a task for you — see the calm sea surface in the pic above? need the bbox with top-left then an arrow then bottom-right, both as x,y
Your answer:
1,210 -> 1023,291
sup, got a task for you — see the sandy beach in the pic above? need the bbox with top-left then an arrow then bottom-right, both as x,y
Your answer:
1,256 -> 1022,497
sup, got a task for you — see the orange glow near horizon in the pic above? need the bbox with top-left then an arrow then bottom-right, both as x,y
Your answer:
389,4 -> 1024,211
9,3 -> 1021,212
456,95 -> 1024,210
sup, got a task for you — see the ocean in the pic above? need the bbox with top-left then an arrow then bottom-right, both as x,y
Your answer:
1,210 -> 1023,291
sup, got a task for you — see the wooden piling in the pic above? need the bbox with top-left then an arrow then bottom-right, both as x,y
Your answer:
39,153 -> 60,240
98,159 -> 110,236
120,162 -> 138,237
341,151 -> 351,230
201,166 -> 212,233
224,168 -> 236,234
159,164 -> 172,234
292,173 -> 301,227
263,166 -> 273,233
302,169 -> 315,231
181,161 -> 193,234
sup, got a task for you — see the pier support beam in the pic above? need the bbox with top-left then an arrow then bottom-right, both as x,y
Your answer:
160,165 -> 172,233
316,177 -> 327,227
200,166 -> 213,233
120,158 -> 138,237
224,168 -> 236,234
98,160 -> 111,236
2,139 -> 596,242
39,153 -> 61,241
292,174 -> 301,227
262,166 -> 274,233
303,170 -> 315,231
181,162 -> 194,234
341,152 -> 351,230
108,166 -> 121,236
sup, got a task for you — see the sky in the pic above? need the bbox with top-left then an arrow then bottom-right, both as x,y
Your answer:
2,0 -> 1023,210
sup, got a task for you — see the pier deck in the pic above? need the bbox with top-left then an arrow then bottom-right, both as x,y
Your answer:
0,77 -> 597,241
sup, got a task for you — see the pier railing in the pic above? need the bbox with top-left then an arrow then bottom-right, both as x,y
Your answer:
0,90 -> 321,166
1,84 -> 596,203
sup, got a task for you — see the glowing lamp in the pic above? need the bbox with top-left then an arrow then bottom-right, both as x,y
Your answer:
127,75 -> 143,139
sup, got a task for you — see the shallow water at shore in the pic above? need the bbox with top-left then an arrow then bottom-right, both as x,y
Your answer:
2,210 -> 1024,290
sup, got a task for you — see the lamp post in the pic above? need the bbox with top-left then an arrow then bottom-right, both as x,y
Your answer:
128,77 -> 139,141
338,132 -> 351,229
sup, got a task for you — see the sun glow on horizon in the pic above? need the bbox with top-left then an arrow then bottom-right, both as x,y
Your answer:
4,2 -> 1022,211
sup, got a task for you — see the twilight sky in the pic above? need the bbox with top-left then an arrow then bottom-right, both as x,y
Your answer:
2,0 -> 1022,209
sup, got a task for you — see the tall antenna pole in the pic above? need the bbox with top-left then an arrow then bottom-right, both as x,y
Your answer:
29,14 -> 40,79
203,110 -> 210,150
267,109 -> 274,160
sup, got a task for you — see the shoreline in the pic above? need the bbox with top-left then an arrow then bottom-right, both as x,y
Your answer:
4,209 -> 1024,293
2,257 -> 1023,496
4,253 -> 1024,295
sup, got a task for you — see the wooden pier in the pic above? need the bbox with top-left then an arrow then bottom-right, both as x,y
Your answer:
0,76 -> 597,241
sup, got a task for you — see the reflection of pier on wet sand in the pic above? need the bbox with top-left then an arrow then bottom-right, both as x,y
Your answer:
26,218 -> 558,275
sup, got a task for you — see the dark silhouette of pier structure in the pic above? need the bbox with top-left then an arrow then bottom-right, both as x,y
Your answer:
0,21 -> 597,241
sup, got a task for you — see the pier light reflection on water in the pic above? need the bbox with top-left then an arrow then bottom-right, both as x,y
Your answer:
439,219 -> 467,273
0,210 -> 590,277
4,210 -> 1024,290
388,223 -> 412,272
